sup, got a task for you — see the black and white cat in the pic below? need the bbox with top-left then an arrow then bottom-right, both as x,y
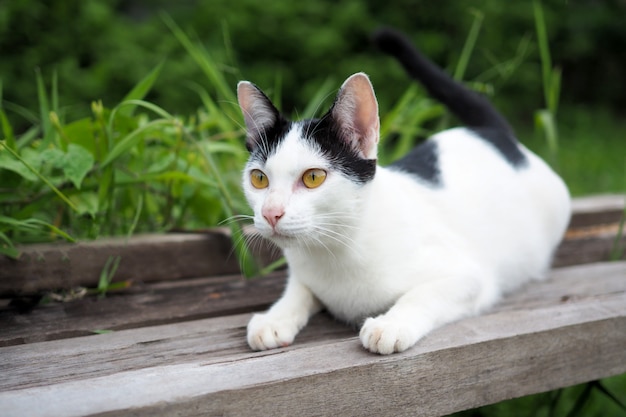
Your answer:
237,28 -> 570,355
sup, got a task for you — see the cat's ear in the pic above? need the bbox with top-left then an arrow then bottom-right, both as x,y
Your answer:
331,73 -> 380,159
237,81 -> 280,150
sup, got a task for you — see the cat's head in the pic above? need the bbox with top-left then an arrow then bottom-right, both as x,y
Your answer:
237,73 -> 380,249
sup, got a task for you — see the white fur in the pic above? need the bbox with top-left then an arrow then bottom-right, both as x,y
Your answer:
244,123 -> 570,355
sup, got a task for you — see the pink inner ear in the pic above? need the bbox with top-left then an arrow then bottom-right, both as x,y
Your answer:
237,81 -> 278,148
333,73 -> 380,159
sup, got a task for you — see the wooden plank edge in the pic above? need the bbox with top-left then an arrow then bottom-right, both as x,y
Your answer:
554,230 -> 625,267
569,194 -> 624,228
0,231 -> 282,296
0,272 -> 286,347
1,280 -> 624,417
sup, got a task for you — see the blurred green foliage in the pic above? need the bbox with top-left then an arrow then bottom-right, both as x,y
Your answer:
2,0 -> 625,129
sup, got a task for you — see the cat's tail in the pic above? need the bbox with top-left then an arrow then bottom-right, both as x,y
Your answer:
373,27 -> 512,134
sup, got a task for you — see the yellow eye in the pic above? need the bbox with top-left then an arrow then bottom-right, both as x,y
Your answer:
302,169 -> 327,189
250,169 -> 269,189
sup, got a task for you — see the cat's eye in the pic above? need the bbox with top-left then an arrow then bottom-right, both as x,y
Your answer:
302,169 -> 327,189
250,169 -> 269,189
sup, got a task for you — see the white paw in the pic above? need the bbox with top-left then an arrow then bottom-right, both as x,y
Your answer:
247,313 -> 300,351
359,316 -> 420,355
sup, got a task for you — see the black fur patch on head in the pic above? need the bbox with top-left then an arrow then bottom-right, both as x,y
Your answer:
247,116 -> 292,164
391,140 -> 442,186
302,117 -> 377,184
471,127 -> 528,168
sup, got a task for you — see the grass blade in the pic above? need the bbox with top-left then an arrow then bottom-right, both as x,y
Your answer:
162,13 -> 236,104
454,9 -> 484,81
0,231 -> 20,259
534,0 -> 559,115
0,109 -> 17,150
118,62 -> 165,117
126,193 -> 143,241
194,131 -> 259,277
0,215 -> 75,243
302,77 -> 336,119
98,255 -> 122,297
35,68 -> 55,148
610,200 -> 626,261
100,118 -> 176,168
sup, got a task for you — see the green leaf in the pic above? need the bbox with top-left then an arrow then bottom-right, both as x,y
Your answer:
0,109 -> 17,150
0,148 -> 38,181
40,148 -> 65,167
0,142 -> 80,212
63,144 -> 95,189
70,192 -> 99,217
62,118 -> 98,155
40,144 -> 94,189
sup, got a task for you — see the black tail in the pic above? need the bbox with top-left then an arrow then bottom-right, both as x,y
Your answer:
373,27 -> 512,134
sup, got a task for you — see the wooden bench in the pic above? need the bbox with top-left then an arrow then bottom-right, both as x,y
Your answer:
1,195 -> 624,417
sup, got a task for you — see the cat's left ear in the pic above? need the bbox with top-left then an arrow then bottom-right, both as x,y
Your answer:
331,73 -> 380,159
237,81 -> 280,151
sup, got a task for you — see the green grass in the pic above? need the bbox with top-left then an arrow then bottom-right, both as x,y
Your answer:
451,374 -> 626,417
521,106 -> 626,196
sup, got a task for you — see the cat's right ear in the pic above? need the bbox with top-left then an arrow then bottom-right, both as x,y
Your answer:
237,81 -> 280,151
330,73 -> 380,160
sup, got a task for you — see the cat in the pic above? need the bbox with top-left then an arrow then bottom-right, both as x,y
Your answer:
236,27 -> 571,355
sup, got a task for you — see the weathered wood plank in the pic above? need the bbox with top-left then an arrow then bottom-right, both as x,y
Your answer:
569,194 -> 625,228
0,272 -> 286,347
554,223 -> 625,267
0,195 -> 622,295
1,262 -> 624,417
0,312 -> 352,392
0,233 -> 239,295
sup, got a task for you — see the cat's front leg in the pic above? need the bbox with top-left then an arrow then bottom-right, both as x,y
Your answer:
360,272 -> 495,354
247,277 -> 322,351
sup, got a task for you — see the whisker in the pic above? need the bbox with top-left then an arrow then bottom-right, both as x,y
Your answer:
310,225 -> 362,261
219,214 -> 254,227
302,233 -> 339,263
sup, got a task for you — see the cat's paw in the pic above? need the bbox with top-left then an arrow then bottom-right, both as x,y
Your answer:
247,313 -> 300,351
359,316 -> 419,355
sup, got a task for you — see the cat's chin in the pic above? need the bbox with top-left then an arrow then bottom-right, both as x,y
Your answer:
262,231 -> 298,249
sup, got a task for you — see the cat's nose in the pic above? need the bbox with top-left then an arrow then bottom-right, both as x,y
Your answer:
262,206 -> 285,228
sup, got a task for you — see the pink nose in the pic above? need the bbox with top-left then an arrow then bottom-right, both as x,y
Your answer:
262,206 -> 285,228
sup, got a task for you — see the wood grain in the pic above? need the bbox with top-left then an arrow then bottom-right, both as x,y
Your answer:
0,272 -> 286,347
0,232 -> 282,296
1,261 -> 624,417
0,233 -> 238,295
